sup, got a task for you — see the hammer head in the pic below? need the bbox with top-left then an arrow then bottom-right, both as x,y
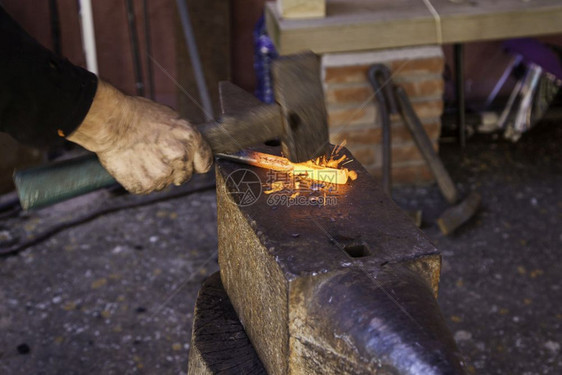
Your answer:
271,52 -> 330,163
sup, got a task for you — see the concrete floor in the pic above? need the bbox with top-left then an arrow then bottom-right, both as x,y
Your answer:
0,120 -> 560,374
394,120 -> 562,374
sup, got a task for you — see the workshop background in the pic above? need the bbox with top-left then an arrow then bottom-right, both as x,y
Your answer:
1,0 -> 562,191
0,0 -> 561,374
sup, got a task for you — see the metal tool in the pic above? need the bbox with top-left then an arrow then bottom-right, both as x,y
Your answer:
368,64 -> 422,226
394,86 -> 459,205
367,64 -> 397,196
454,43 -> 466,148
14,52 -> 329,210
142,0 -> 155,100
125,0 -> 145,97
366,64 -> 479,235
394,86 -> 481,235
175,0 -> 213,120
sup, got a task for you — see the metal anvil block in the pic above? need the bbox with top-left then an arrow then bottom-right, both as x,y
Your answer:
216,147 -> 464,375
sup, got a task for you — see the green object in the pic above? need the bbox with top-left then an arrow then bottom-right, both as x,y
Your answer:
14,154 -> 116,210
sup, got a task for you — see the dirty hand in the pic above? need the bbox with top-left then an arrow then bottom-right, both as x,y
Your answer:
67,80 -> 213,194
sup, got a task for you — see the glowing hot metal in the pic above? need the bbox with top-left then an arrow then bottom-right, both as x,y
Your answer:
217,151 -> 357,185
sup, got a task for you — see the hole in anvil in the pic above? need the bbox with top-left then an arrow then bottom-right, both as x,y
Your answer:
264,139 -> 281,147
343,244 -> 370,258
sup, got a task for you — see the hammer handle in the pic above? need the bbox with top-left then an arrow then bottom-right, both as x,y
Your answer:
14,154 -> 117,210
395,86 -> 459,204
14,104 -> 283,210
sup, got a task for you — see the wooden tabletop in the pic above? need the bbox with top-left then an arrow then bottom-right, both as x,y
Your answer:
265,0 -> 562,54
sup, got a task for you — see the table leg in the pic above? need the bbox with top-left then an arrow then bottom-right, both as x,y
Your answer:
454,43 -> 466,148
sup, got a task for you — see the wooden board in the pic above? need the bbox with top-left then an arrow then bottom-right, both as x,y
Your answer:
434,0 -> 562,44
266,0 -> 562,55
278,0 -> 326,19
266,0 -> 436,54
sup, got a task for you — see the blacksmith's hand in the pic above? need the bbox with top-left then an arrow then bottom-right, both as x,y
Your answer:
67,80 -> 213,194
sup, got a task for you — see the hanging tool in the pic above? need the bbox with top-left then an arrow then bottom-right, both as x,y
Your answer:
49,0 -> 62,56
142,0 -> 155,100
394,87 -> 458,205
368,65 -> 480,235
368,64 -> 422,227
125,0 -> 145,97
78,0 -> 98,74
14,52 -> 330,210
395,86 -> 481,234
367,64 -> 397,196
175,0 -> 213,121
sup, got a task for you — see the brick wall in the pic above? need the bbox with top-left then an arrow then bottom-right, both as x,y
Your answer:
322,46 -> 445,185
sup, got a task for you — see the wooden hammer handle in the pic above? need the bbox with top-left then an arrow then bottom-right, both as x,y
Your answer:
395,86 -> 459,204
14,154 -> 117,210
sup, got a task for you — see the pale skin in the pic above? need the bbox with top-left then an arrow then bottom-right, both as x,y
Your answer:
67,80 -> 213,194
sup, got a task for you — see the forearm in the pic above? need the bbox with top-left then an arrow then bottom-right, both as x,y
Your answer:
0,6 -> 97,147
67,81 -> 129,153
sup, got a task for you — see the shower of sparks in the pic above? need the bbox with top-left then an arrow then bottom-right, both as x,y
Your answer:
258,145 -> 357,197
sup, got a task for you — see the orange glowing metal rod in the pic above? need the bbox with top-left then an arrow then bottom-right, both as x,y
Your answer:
217,151 -> 357,185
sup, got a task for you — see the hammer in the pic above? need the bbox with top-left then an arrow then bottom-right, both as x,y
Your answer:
14,52 -> 330,210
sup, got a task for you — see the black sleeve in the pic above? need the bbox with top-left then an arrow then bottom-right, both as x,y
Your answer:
0,6 -> 98,147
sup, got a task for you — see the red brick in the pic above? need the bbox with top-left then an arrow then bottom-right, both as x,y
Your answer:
397,79 -> 444,98
324,65 -> 372,84
325,79 -> 443,106
411,101 -> 444,119
325,86 -> 373,105
330,127 -> 379,145
347,145 -> 377,166
325,55 -> 444,84
392,122 -> 442,143
392,142 -> 424,163
327,104 -> 377,127
424,122 -> 442,142
390,57 -> 444,75
328,98 -> 442,127
330,121 -> 441,146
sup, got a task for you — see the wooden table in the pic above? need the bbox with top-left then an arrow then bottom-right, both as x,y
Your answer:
266,0 -> 562,55
266,0 -> 562,146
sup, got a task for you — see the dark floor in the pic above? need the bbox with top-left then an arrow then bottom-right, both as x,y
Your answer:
394,119 -> 562,374
0,119 -> 561,374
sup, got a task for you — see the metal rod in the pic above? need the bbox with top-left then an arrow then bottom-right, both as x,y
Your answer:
142,0 -> 155,100
49,0 -> 62,56
513,64 -> 542,136
497,65 -> 527,130
368,64 -> 397,196
395,86 -> 459,205
78,0 -> 98,74
175,0 -> 214,121
454,43 -> 466,148
125,0 -> 145,97
485,55 -> 522,109
216,152 -> 353,185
